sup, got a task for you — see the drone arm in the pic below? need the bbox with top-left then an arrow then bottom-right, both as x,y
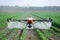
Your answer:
33,19 -> 52,22
7,18 -> 27,22
12,20 -> 27,22
33,20 -> 48,21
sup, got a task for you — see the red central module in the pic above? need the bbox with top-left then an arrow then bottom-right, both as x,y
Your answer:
27,18 -> 33,23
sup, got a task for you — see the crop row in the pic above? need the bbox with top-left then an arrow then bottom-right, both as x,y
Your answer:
36,29 -> 48,40
51,26 -> 60,32
32,13 -> 60,31
32,13 -> 60,38
20,29 -> 26,40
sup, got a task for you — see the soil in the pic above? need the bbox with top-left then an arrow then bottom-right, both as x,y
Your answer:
25,29 -> 40,40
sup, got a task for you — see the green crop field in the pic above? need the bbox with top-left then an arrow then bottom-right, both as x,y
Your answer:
0,11 -> 60,40
32,11 -> 60,24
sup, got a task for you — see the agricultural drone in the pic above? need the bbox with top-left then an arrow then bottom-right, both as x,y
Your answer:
7,17 -> 52,29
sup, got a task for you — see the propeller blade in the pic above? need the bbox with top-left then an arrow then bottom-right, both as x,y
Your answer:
33,21 -> 52,29
7,21 -> 26,29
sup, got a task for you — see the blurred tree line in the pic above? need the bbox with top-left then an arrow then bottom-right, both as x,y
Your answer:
0,6 -> 60,11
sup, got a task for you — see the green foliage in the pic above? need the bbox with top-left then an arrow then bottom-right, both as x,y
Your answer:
32,11 -> 60,24
32,11 -> 60,37
42,30 -> 53,36
20,29 -> 26,40
36,29 -> 48,40
51,26 -> 60,32
55,32 -> 60,36
0,11 -> 60,40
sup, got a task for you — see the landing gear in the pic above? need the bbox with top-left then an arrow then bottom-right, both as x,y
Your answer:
28,25 -> 32,28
